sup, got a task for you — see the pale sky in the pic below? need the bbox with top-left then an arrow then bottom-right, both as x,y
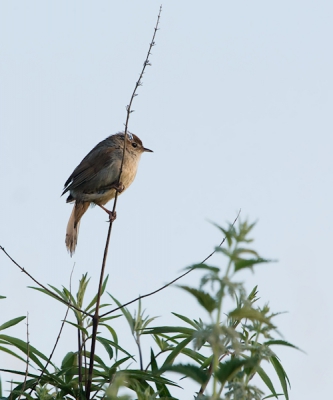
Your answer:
1,1 -> 332,399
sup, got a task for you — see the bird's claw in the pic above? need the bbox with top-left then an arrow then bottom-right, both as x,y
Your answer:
115,183 -> 125,193
106,210 -> 117,222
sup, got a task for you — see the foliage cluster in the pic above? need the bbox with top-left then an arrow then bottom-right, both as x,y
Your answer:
0,221 -> 297,399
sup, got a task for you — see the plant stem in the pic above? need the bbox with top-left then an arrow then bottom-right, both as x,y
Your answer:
86,221 -> 113,399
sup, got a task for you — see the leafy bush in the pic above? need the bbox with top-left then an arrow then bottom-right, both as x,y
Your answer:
0,220 -> 297,399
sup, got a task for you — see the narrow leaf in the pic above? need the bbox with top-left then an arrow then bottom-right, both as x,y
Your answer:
0,346 -> 26,363
178,286 -> 217,313
161,363 -> 209,384
229,307 -> 272,325
270,356 -> 291,400
264,340 -> 301,351
184,264 -> 220,274
234,258 -> 271,272
256,364 -> 278,398
172,312 -> 199,329
143,326 -> 194,335
96,336 -> 114,360
162,337 -> 192,367
0,334 -> 50,370
0,316 -> 26,331
65,321 -> 89,336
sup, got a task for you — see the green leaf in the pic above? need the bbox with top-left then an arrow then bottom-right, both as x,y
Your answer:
61,351 -> 76,368
248,285 -> 259,302
99,314 -> 121,323
65,320 -> 89,336
49,285 -> 69,300
181,347 -> 207,364
216,358 -> 256,384
200,354 -> 214,369
270,355 -> 291,400
229,307 -> 272,325
214,247 -> 232,257
93,354 -> 108,370
234,257 -> 271,272
96,336 -> 134,360
111,356 -> 132,369
61,352 -> 76,383
84,275 -> 109,312
235,220 -> 257,242
150,349 -> 158,371
97,336 -> 114,360
153,334 -> 173,352
184,264 -> 220,274
264,339 -> 301,351
120,369 -> 179,386
29,286 -> 67,304
0,335 -> 50,370
0,316 -> 26,331
256,364 -> 278,398
76,273 -> 90,308
143,326 -> 194,335
0,346 -> 27,363
232,247 -> 260,258
149,349 -> 172,397
178,286 -> 217,313
109,295 -> 134,332
100,323 -> 119,357
162,337 -> 193,367
0,296 -> 6,300
171,312 -> 200,329
161,363 -> 209,384
8,379 -> 38,399
211,222 -> 235,247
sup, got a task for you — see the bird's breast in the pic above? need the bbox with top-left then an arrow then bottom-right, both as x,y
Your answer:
69,152 -> 141,205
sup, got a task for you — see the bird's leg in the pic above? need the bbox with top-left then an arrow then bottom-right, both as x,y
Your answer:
95,182 -> 124,222
97,204 -> 117,222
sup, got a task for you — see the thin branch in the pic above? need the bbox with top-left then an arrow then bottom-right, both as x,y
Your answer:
85,7 -> 162,399
18,312 -> 30,400
86,222 -> 113,398
90,382 -> 105,400
75,266 -> 84,392
197,361 -> 213,397
84,335 -> 88,387
0,246 -> 92,318
101,209 -> 241,318
78,324 -> 83,392
111,4 -> 162,219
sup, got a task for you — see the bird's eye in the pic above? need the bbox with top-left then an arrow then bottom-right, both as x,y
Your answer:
132,142 -> 138,148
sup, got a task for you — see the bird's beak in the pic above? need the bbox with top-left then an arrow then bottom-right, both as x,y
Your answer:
143,147 -> 153,153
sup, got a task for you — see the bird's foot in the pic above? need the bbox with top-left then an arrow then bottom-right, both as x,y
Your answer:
97,204 -> 117,222
107,210 -> 117,222
114,182 -> 125,193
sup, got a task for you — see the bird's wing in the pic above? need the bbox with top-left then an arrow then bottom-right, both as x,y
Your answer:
62,145 -> 120,195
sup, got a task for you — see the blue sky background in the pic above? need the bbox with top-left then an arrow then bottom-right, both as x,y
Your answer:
1,1 -> 332,398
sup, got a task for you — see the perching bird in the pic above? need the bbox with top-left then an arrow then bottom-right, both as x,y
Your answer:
62,132 -> 152,256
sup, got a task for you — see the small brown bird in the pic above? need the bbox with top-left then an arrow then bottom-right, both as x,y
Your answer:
62,132 -> 152,256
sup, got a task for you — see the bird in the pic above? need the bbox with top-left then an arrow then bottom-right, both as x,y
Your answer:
62,132 -> 152,256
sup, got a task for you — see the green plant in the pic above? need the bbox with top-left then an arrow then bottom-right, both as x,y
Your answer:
0,220 -> 298,399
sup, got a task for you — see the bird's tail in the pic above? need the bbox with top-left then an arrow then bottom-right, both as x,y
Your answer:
66,201 -> 90,256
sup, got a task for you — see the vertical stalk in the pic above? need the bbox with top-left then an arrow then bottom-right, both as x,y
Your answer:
86,221 -> 113,398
